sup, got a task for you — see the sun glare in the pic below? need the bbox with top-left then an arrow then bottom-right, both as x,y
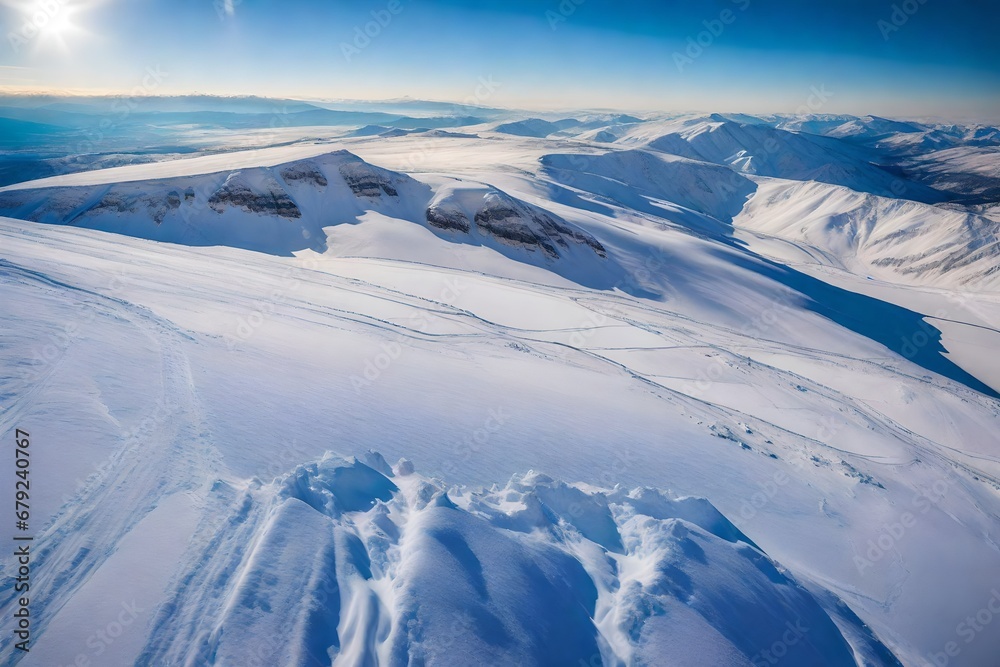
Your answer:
40,5 -> 73,36
5,0 -> 88,54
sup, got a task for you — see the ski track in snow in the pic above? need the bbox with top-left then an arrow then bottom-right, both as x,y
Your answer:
0,259 -> 224,659
0,119 -> 998,665
1,228 -> 996,664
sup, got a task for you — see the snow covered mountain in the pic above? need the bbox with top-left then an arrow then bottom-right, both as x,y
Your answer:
620,115 -> 946,203
1,111 -> 999,666
735,179 -> 1000,289
0,150 -> 608,270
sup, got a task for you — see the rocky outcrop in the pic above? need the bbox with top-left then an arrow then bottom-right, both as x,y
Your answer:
208,172 -> 301,219
84,190 -> 182,225
473,192 -> 606,259
474,197 -> 561,257
339,162 -> 399,198
426,205 -> 471,232
423,186 -> 606,260
279,162 -> 328,188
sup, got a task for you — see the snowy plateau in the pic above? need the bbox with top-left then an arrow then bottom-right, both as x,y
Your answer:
1,106 -> 1000,667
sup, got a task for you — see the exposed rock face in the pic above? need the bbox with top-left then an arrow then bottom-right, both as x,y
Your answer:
208,172 -> 301,219
426,205 -> 471,232
339,162 -> 399,198
473,192 -> 606,259
872,241 -> 1000,279
279,162 -> 328,188
423,187 -> 607,260
91,192 -> 135,215
81,190 -> 182,225
151,191 -> 182,224
0,151 -> 608,267
474,197 -> 561,258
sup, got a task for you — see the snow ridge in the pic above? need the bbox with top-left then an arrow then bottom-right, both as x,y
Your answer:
133,454 -> 899,666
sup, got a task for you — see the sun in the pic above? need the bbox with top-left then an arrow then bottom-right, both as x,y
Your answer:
36,3 -> 76,40
5,0 -> 88,54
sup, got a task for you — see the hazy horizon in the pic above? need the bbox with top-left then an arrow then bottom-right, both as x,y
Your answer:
1,0 -> 998,122
0,90 -> 998,127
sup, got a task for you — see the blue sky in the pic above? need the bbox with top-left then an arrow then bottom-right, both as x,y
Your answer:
1,0 -> 998,119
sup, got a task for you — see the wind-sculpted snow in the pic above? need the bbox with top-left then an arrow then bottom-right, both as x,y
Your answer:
2,118 -> 1000,666
134,454 -> 896,666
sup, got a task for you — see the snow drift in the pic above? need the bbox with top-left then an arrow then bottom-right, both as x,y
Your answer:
131,453 -> 898,666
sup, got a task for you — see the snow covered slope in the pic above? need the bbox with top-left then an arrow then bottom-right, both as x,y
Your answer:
492,118 -> 577,138
0,118 -> 999,666
127,454 -> 897,666
735,179 -> 1000,290
0,150 -> 610,275
541,149 -> 757,223
632,117 -> 944,203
